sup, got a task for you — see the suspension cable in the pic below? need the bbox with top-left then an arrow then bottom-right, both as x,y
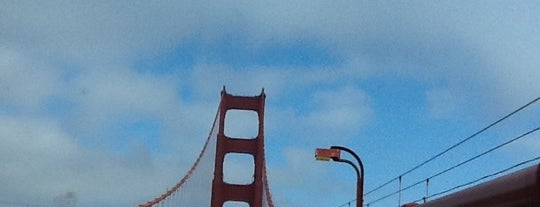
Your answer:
138,101 -> 222,207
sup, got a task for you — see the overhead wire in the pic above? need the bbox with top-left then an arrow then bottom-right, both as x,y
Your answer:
138,100 -> 222,207
330,96 -> 540,207
365,125 -> 540,206
364,96 -> 540,197
411,155 -> 540,204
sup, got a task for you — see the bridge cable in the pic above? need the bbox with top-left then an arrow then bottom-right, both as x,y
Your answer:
365,125 -> 540,206
138,101 -> 222,207
363,96 -> 540,196
262,129 -> 276,207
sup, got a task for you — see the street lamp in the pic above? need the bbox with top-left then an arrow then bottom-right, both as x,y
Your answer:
315,146 -> 364,207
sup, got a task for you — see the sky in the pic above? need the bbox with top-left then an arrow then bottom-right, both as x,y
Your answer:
1,1 -> 540,207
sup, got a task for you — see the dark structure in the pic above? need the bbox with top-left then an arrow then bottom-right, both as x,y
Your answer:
417,164 -> 540,207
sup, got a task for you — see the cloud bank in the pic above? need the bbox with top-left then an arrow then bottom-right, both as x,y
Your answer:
1,1 -> 539,207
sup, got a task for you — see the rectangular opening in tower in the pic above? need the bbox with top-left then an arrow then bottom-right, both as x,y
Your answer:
223,201 -> 251,207
223,152 -> 255,185
224,109 -> 259,139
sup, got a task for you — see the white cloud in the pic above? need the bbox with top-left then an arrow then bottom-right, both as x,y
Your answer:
0,117 -> 76,164
0,52 -> 217,206
1,1 -> 539,206
0,115 -> 189,206
266,147 -> 355,207
304,86 -> 373,141
71,68 -> 179,126
0,1 -> 200,65
190,65 -> 374,142
0,49 -> 61,111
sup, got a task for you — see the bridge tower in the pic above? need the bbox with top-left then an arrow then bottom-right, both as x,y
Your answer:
211,88 -> 266,207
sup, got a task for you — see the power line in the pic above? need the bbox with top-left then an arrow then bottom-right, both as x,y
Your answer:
364,96 -> 540,196
365,126 -> 540,206
425,126 -> 539,181
411,155 -> 540,204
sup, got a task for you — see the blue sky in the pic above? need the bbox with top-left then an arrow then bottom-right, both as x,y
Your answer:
1,1 -> 540,207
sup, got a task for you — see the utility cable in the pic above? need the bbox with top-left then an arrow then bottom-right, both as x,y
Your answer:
411,155 -> 540,204
365,126 -> 540,206
364,96 -> 540,196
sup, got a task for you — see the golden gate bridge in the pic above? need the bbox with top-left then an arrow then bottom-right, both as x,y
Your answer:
134,89 -> 539,207
0,92 -> 540,207
4,90 -> 537,207
138,88 -> 274,207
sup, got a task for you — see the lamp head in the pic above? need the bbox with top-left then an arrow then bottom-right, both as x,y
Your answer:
315,148 -> 341,161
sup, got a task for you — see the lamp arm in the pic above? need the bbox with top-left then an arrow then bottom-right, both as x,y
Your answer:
331,146 -> 364,177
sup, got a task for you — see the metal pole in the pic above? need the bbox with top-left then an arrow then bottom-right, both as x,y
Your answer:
331,146 -> 365,207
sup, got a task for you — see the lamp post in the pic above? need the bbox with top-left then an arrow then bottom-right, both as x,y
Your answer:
315,146 -> 364,207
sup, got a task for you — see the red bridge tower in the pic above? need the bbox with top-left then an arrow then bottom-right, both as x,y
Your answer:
211,88 -> 266,207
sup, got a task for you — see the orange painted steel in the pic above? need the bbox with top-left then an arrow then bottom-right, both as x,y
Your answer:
211,88 -> 267,207
137,88 -> 274,207
418,164 -> 540,207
